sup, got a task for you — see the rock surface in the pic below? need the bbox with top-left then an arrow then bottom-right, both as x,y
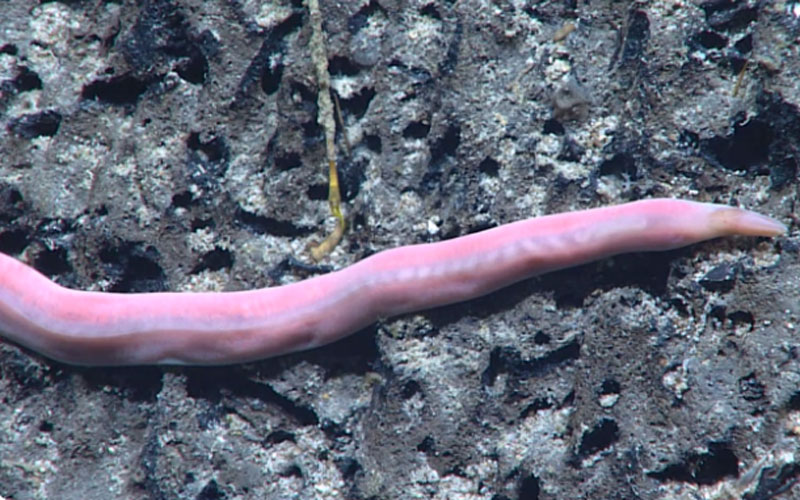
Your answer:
1,1 -> 799,499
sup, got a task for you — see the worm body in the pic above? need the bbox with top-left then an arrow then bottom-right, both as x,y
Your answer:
0,199 -> 785,366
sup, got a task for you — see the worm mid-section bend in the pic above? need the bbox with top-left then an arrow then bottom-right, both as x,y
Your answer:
0,199 -> 785,366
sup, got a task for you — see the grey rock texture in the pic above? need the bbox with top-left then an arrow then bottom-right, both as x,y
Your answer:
1,0 -> 799,499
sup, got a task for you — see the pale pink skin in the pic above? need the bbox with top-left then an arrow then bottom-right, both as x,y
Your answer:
0,199 -> 785,366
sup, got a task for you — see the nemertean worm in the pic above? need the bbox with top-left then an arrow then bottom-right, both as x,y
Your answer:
0,199 -> 786,366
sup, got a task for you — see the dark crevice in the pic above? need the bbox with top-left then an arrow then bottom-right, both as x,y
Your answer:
81,73 -> 152,105
335,457 -> 361,480
364,134 -> 382,153
478,157 -> 500,177
746,463 -> 800,500
236,12 -> 303,100
8,111 -> 62,138
482,341 -> 580,386
33,247 -> 72,277
430,124 -> 460,163
420,3 -> 442,20
757,92 -> 800,190
621,10 -> 650,63
520,397 -> 553,418
728,310 -> 754,331
699,262 -> 738,292
598,152 -> 637,179
348,0 -> 385,34
337,157 -> 367,201
298,326 -> 380,377
320,418 -> 351,440
302,118 -> 323,142
787,391 -> 800,411
339,87 -> 376,119
184,367 -> 319,426
648,442 -> 739,485
403,120 -> 431,139
306,183 -> 328,201
235,208 -> 313,237
518,473 -> 541,500
686,92 -> 799,190
261,59 -> 283,95
401,380 -> 422,399
421,124 -> 461,192
190,218 -> 214,231
542,118 -> 565,135
274,151 -> 301,171
279,465 -> 303,479
123,0 -> 192,69
186,132 -> 227,162
576,418 -> 619,457
290,80 -> 317,105
543,250 -> 678,308
328,56 -> 361,76
701,118 -> 772,172
558,137 -> 585,162
76,366 -> 164,403
417,435 -> 435,453
600,379 -> 621,395
0,228 -> 30,255
691,30 -> 728,50
306,159 -> 365,203
733,34 -> 752,54
266,430 -> 296,444
700,1 -> 758,32
174,44 -> 208,84
98,242 -> 168,293
13,67 -> 43,92
196,480 -> 224,500
190,247 -> 234,274
121,1 -> 214,86
170,190 -> 194,208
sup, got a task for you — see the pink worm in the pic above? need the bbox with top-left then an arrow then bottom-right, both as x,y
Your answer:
0,199 -> 785,366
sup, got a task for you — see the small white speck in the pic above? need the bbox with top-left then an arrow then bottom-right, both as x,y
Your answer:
599,394 -> 619,408
426,216 -> 441,235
